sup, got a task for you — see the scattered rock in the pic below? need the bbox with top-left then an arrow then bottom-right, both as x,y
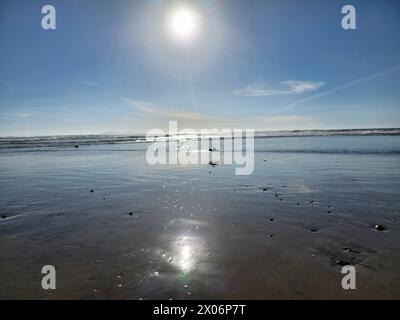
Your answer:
1,215 -> 7,219
373,224 -> 385,231
262,188 -> 268,191
343,247 -> 361,254
336,260 -> 351,267
74,145 -> 79,148
269,218 -> 274,222
208,161 -> 217,167
309,228 -> 317,233
90,190 -> 94,193
128,212 -> 133,216
267,233 -> 274,238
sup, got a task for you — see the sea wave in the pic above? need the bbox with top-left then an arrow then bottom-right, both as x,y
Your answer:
0,128 -> 399,149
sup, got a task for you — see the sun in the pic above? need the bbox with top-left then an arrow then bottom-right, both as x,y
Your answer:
167,7 -> 201,44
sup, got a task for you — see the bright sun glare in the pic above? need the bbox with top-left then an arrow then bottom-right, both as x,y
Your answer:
168,7 -> 200,43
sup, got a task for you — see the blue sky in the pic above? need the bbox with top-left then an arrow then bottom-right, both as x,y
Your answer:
0,0 -> 399,136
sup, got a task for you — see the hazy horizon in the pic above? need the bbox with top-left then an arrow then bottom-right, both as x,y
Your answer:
1,126 -> 399,139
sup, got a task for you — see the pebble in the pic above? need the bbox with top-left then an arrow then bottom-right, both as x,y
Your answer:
336,260 -> 351,267
343,247 -> 361,254
374,224 -> 385,231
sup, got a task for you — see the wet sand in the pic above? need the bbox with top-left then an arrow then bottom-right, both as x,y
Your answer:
1,136 -> 400,299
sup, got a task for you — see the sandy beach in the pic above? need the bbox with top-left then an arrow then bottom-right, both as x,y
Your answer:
1,134 -> 400,299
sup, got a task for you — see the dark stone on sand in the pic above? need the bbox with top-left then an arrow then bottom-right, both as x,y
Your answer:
327,211 -> 331,214
208,161 -> 217,166
1,215 -> 7,219
309,228 -> 317,232
296,203 -> 300,206
90,190 -> 94,193
128,212 -> 133,216
269,218 -> 274,222
373,224 -> 385,231
343,247 -> 361,254
262,188 -> 268,191
267,233 -> 274,238
336,260 -> 351,267
57,212 -> 62,217
74,145 -> 79,148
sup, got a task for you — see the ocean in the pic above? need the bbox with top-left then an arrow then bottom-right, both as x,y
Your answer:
1,131 -> 400,299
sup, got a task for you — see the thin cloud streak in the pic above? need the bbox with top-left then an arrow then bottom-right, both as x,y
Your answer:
281,64 -> 400,111
82,81 -> 98,87
122,98 -> 211,121
233,81 -> 325,97
16,113 -> 32,117
122,97 -> 316,130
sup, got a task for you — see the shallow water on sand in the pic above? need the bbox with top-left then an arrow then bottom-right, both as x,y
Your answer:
1,136 -> 400,299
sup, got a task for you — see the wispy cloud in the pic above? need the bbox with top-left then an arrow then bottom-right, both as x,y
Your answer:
82,81 -> 98,87
16,113 -> 32,117
233,80 -> 325,97
122,98 -> 211,121
282,64 -> 400,111
122,97 -> 316,131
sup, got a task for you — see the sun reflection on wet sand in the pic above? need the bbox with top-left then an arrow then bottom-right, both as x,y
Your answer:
167,233 -> 204,274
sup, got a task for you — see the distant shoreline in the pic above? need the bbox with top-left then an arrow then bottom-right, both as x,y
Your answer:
1,128 -> 400,149
1,128 -> 399,139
